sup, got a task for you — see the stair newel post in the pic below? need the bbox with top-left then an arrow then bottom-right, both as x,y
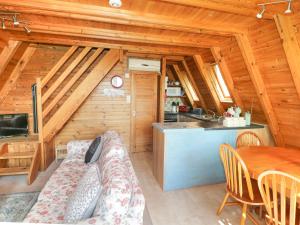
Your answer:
36,77 -> 45,170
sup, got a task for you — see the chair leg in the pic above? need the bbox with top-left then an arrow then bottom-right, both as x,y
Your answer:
247,210 -> 260,225
240,204 -> 248,225
217,192 -> 230,215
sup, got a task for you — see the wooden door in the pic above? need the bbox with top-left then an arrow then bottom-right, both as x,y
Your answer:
131,72 -> 158,152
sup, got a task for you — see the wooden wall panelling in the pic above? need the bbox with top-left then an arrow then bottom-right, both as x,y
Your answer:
182,60 -> 208,112
217,38 -> 266,123
235,33 -> 285,147
43,48 -> 104,117
55,55 -> 130,149
42,47 -> 92,103
171,64 -> 195,107
0,45 -> 36,104
211,47 -> 244,110
0,44 -> 69,134
0,40 -> 21,78
193,55 -> 225,115
43,49 -> 120,142
159,57 -> 166,122
41,46 -> 78,86
247,20 -> 300,148
274,14 -> 300,100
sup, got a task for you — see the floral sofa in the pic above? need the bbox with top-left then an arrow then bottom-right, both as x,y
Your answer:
24,131 -> 145,225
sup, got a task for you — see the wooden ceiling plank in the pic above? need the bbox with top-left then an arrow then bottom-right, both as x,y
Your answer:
157,0 -> 273,19
193,55 -> 225,115
42,47 -> 92,104
41,46 -> 79,87
6,30 -> 208,56
0,45 -> 36,104
0,40 -> 21,78
43,49 -> 120,142
235,33 -> 285,147
182,59 -> 208,113
0,0 -> 246,35
43,48 -> 104,118
211,47 -> 244,110
274,14 -> 300,100
171,64 -> 195,108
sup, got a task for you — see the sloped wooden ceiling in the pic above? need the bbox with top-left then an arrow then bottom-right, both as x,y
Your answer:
0,0 -> 300,149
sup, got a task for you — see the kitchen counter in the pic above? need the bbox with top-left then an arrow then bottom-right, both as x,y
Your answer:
154,114 -> 264,132
152,113 -> 266,191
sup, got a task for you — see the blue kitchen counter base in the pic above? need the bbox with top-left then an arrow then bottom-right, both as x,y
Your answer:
152,120 -> 265,191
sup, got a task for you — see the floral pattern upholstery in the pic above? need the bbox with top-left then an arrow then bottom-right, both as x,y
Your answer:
24,131 -> 145,225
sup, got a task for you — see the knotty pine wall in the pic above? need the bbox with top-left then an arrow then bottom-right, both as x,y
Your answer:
248,20 -> 300,148
220,38 -> 267,124
55,56 -> 131,149
0,44 -> 67,134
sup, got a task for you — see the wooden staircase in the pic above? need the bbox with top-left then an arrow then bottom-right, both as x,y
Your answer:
0,139 -> 41,184
36,46 -> 120,169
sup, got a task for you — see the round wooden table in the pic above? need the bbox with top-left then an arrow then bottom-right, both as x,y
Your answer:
237,146 -> 300,180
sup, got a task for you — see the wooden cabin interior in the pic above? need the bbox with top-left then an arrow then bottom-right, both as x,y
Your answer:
0,0 -> 300,224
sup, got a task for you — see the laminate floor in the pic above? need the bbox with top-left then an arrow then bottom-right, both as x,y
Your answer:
130,151 -> 262,225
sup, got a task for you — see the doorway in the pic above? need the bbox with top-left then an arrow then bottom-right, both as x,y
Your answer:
131,72 -> 158,152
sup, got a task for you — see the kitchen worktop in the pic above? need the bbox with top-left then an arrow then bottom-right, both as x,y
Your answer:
154,112 -> 264,131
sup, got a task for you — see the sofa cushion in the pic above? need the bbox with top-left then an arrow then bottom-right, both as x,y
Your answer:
85,136 -> 103,163
64,164 -> 102,224
93,158 -> 132,224
66,140 -> 93,160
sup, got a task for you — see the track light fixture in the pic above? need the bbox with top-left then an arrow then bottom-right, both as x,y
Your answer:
256,5 -> 266,19
257,0 -> 293,19
285,0 -> 292,14
12,14 -> 19,26
0,11 -> 31,34
24,25 -> 31,34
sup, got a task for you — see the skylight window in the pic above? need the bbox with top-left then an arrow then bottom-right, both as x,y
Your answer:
211,64 -> 233,103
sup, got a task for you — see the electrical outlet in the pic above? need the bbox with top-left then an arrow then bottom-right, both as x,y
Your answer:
126,95 -> 131,103
125,72 -> 130,78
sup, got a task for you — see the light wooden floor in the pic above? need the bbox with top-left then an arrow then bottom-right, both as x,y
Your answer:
130,152 -> 260,225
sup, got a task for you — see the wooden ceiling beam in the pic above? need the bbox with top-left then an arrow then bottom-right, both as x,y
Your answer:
274,14 -> 300,100
235,33 -> 285,147
0,14 -> 229,48
182,60 -> 208,113
0,0 -> 246,35
0,45 -> 36,104
157,0 -> 273,19
5,30 -> 209,56
0,40 -> 21,77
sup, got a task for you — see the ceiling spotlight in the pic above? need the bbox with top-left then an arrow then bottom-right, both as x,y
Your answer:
12,14 -> 19,26
256,5 -> 266,19
285,0 -> 292,14
109,0 -> 122,8
1,18 -> 5,30
24,25 -> 31,34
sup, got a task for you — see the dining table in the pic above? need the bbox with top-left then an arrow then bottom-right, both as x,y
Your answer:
237,146 -> 300,180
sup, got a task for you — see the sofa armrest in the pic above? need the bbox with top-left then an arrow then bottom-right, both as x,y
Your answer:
66,140 -> 93,159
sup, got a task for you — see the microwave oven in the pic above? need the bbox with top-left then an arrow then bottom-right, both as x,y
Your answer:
166,87 -> 181,96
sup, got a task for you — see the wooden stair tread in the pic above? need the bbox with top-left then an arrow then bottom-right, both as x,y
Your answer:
0,151 -> 35,159
0,167 -> 30,175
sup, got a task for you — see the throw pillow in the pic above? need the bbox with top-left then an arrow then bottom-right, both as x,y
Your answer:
85,136 -> 103,163
64,164 -> 102,224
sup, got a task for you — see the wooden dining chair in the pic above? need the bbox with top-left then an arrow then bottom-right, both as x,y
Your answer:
218,144 -> 264,225
258,170 -> 300,225
236,131 -> 263,148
